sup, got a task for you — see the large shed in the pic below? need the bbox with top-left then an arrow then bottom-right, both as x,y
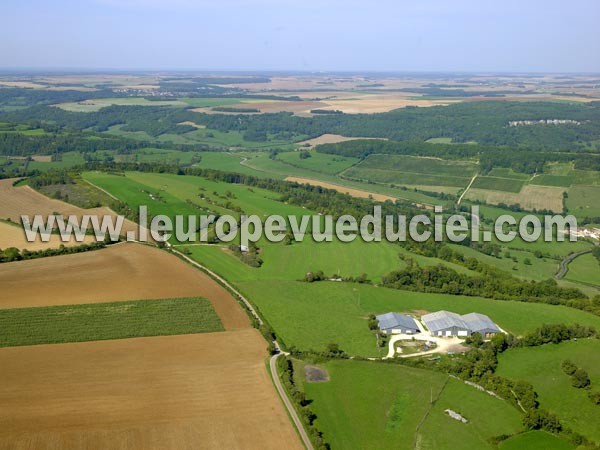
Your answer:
376,313 -> 420,334
461,313 -> 501,338
422,311 -> 470,337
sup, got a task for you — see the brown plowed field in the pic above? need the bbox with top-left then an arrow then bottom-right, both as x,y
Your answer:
0,221 -> 97,250
0,330 -> 302,450
0,178 -> 137,235
0,242 -> 250,330
285,176 -> 397,202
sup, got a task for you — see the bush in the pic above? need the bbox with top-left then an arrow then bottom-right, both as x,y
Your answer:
561,359 -> 578,376
587,390 -> 600,405
571,368 -> 591,389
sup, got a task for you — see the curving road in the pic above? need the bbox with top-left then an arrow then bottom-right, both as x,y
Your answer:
270,349 -> 315,450
169,247 -> 314,450
554,249 -> 592,279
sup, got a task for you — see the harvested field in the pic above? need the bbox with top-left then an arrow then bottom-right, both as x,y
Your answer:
297,134 -> 385,148
30,155 -> 52,162
285,176 -> 396,202
0,330 -> 301,450
0,243 -> 250,330
194,100 -> 324,117
319,93 -> 459,113
0,178 -> 137,236
0,221 -> 96,250
0,81 -> 47,89
465,185 -> 565,212
178,120 -> 206,129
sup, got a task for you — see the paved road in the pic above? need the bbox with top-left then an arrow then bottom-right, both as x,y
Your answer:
555,249 -> 592,279
270,349 -> 315,450
170,247 -> 313,450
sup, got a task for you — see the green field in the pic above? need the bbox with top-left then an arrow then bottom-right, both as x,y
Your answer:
344,166 -> 469,188
343,154 -> 475,188
56,97 -> 187,112
569,170 -> 600,186
236,280 -> 600,356
217,152 -> 451,205
497,339 -> 600,443
185,239 -> 404,283
565,252 -> 600,287
276,150 -> 359,175
302,360 -> 523,450
472,176 -> 525,192
545,162 -> 573,176
0,297 -> 223,347
529,174 -> 573,187
355,154 -> 477,177
80,170 -> 600,358
303,360 -> 448,449
447,244 -> 560,281
499,431 -> 574,450
487,168 -> 531,180
426,137 -> 454,144
418,378 -> 523,449
566,185 -> 600,217
83,171 -> 209,240
106,124 -> 304,149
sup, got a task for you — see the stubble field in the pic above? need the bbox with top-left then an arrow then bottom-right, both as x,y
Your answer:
0,242 -> 250,330
0,330 -> 302,450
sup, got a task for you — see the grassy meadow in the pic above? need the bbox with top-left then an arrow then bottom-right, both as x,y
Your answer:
418,378 -> 523,450
499,431 -> 574,450
497,339 -> 600,443
302,360 -> 448,450
236,280 -> 600,356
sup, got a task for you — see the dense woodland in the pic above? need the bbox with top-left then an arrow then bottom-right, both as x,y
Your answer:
2,100 -> 600,151
194,101 -> 600,150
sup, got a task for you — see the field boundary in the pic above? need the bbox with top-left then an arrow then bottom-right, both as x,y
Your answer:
413,376 -> 450,449
167,246 -> 313,450
82,177 -> 120,201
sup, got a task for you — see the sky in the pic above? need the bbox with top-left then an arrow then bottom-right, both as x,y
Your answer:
1,0 -> 599,72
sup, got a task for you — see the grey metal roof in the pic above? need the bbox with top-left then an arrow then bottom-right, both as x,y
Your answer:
376,312 -> 419,331
422,310 -> 469,332
461,313 -> 500,333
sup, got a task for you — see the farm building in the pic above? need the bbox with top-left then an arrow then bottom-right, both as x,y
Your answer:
376,313 -> 420,334
422,310 -> 501,337
461,313 -> 501,338
422,311 -> 470,337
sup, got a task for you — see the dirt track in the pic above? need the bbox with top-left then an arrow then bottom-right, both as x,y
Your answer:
0,243 -> 250,330
0,330 -> 302,450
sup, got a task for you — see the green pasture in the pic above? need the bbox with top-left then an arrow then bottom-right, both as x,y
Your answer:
236,280 -> 600,356
497,339 -> 600,443
303,360 -> 448,450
